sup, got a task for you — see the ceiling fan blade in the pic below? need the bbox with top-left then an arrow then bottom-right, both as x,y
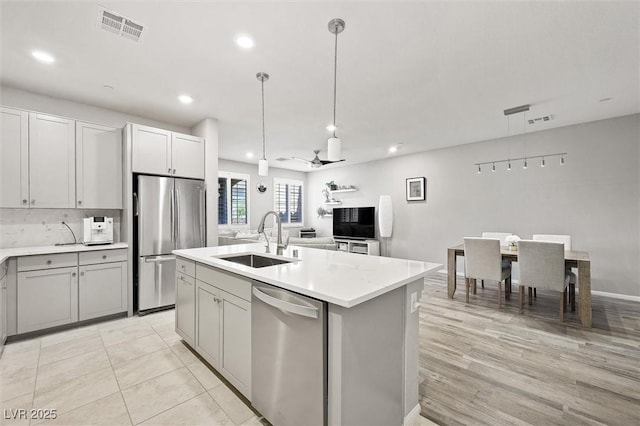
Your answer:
320,159 -> 345,165
292,157 -> 312,164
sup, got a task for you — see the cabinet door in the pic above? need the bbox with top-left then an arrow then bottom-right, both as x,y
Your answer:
17,267 -> 78,333
220,290 -> 251,398
171,133 -> 204,179
0,107 -> 29,208
76,122 -> 123,209
175,272 -> 195,346
195,279 -> 220,368
132,124 -> 171,176
1,274 -> 7,346
29,113 -> 76,208
78,262 -> 127,321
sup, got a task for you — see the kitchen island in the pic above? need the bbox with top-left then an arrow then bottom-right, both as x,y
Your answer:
173,243 -> 440,426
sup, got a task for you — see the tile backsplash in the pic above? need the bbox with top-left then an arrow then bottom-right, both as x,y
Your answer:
0,208 -> 122,248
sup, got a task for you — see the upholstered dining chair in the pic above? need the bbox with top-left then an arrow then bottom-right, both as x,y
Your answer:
480,232 -> 513,291
463,237 -> 512,308
532,234 -> 577,311
517,240 -> 572,322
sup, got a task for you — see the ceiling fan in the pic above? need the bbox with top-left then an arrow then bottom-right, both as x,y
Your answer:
292,150 -> 345,168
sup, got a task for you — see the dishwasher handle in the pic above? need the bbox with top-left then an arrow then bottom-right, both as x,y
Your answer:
252,287 -> 319,319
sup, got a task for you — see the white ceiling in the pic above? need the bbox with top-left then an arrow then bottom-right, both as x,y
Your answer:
1,1 -> 638,171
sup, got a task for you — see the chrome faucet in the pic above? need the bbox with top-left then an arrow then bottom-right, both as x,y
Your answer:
257,211 -> 289,255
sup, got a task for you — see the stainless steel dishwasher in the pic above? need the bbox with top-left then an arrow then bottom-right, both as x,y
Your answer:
252,281 -> 327,426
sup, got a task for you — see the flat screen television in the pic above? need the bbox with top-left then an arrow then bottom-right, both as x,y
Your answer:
332,206 -> 375,240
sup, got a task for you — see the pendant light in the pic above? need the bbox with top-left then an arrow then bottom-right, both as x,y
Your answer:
327,18 -> 345,162
257,72 -> 269,176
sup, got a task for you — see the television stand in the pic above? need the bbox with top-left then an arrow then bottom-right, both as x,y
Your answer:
334,238 -> 380,256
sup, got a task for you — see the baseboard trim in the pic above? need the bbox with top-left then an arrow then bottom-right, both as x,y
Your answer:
436,270 -> 639,302
404,403 -> 421,426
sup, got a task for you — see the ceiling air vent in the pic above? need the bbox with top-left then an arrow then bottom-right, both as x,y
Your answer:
528,115 -> 554,125
276,157 -> 290,162
97,6 -> 145,43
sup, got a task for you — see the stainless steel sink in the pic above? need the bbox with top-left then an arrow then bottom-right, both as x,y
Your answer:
217,254 -> 293,268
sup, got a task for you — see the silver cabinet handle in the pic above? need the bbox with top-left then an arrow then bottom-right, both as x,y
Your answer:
22,199 -> 27,204
168,167 -> 171,173
31,199 -> 35,205
102,255 -> 107,259
78,200 -> 82,205
72,272 -> 76,277
173,169 -> 176,174
46,260 -> 52,265
80,271 -> 84,276
181,264 -> 185,269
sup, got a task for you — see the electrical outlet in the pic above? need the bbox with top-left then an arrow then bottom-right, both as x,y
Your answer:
410,292 -> 419,313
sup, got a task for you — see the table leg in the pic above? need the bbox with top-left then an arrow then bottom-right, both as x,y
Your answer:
578,260 -> 592,328
447,248 -> 457,298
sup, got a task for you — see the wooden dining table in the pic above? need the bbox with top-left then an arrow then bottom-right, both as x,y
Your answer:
447,244 -> 592,328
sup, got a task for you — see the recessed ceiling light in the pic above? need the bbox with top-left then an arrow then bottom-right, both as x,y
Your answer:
235,35 -> 254,49
178,94 -> 193,104
246,152 -> 254,159
31,50 -> 55,64
326,124 -> 336,132
389,146 -> 398,153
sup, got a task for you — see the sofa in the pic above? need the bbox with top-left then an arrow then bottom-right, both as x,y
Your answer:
218,229 -> 337,251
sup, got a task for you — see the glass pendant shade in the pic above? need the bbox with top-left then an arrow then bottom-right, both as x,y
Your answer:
258,158 -> 269,176
327,137 -> 341,162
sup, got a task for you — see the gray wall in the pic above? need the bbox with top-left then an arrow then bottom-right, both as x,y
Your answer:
218,159 -> 307,233
307,114 -> 640,297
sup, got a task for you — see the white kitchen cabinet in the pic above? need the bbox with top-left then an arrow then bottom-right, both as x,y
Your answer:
195,279 -> 221,368
76,121 -> 123,209
131,124 -> 204,178
131,124 -> 172,176
175,272 -> 195,346
220,290 -> 251,397
17,266 -> 79,334
29,113 -> 76,208
78,261 -> 127,321
171,132 -> 205,179
0,107 -> 29,208
1,261 -> 7,355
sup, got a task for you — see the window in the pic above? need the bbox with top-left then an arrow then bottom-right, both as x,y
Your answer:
274,178 -> 304,225
218,172 -> 250,226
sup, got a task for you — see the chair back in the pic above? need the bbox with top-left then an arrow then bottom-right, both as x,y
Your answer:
532,234 -> 572,251
518,240 -> 567,291
481,232 -> 512,245
464,237 -> 502,281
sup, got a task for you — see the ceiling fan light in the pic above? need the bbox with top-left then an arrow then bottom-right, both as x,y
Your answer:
258,158 -> 269,176
327,137 -> 341,162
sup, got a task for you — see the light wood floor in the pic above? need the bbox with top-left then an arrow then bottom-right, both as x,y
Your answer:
418,274 -> 640,426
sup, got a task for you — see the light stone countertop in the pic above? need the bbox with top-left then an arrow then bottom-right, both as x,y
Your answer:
174,243 -> 441,308
0,242 -> 129,264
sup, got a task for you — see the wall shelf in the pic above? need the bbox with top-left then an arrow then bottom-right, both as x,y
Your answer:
324,201 -> 342,205
329,188 -> 357,194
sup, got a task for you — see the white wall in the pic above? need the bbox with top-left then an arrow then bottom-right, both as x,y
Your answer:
218,159 -> 307,234
307,114 -> 640,297
0,85 -> 190,132
192,118 -> 219,246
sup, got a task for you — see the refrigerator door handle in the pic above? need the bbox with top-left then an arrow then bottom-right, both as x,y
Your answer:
133,192 -> 139,217
144,255 -> 176,263
170,185 -> 175,248
176,185 -> 181,247
199,186 -> 206,246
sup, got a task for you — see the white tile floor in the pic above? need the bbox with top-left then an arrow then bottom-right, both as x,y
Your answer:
1,310 -> 436,426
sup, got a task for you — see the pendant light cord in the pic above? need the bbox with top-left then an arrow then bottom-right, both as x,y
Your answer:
332,25 -> 338,138
261,78 -> 266,160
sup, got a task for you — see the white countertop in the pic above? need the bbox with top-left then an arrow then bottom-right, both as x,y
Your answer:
173,243 -> 441,308
0,242 -> 128,264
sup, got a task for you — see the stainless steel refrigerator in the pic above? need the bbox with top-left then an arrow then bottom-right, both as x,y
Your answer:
135,175 -> 205,313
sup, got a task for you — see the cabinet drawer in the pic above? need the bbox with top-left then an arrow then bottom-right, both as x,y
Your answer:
79,249 -> 127,265
18,253 -> 77,272
196,264 -> 251,301
176,257 -> 196,278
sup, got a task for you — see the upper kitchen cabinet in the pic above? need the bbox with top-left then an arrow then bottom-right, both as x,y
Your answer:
171,133 -> 205,179
0,107 -> 29,208
131,124 -> 204,179
76,121 -> 123,209
131,124 -> 172,176
29,113 -> 76,208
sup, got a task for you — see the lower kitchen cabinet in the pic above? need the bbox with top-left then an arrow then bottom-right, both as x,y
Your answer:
220,290 -> 251,397
79,261 -> 127,321
195,279 -> 221,368
17,267 -> 79,334
175,272 -> 195,346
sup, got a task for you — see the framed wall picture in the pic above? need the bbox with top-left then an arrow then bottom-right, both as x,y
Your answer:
406,177 -> 426,201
